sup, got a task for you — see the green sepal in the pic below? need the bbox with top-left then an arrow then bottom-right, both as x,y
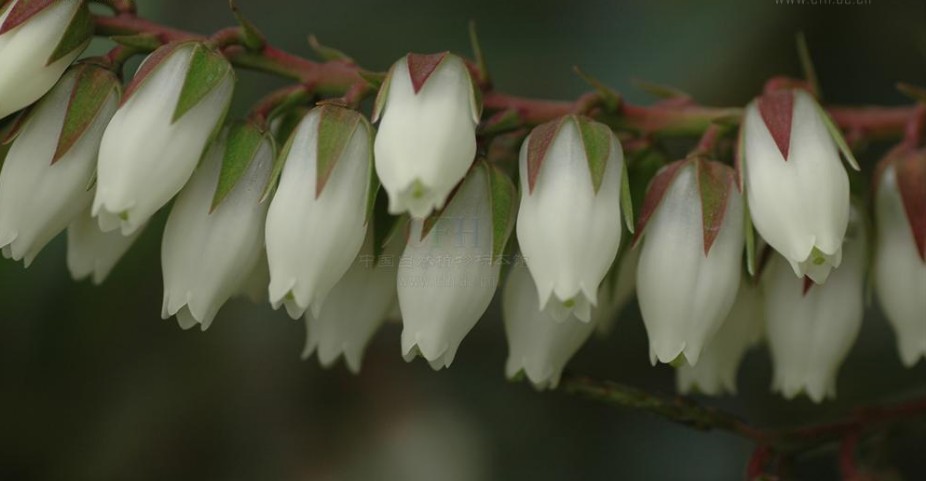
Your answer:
363,122 -> 379,224
260,124 -> 294,203
574,115 -> 612,194
0,0 -> 54,35
620,157 -> 634,233
110,33 -> 163,53
53,64 -> 121,163
315,105 -> 365,198
814,101 -> 860,171
211,120 -> 271,211
229,0 -> 266,51
468,21 -> 489,85
694,158 -> 736,256
744,200 -> 757,276
173,43 -> 234,123
485,161 -> 517,263
48,0 -> 92,65
358,70 -> 386,90
0,106 -> 30,145
573,66 -> 621,112
478,108 -> 522,136
308,34 -> 354,63
371,63 -> 395,122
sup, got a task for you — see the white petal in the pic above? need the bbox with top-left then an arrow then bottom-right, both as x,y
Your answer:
503,263 -> 596,389
743,90 -> 849,281
0,69 -> 117,266
397,165 -> 499,369
265,108 -> 370,319
160,132 -> 272,331
0,0 -> 85,119
764,212 -> 865,402
516,119 -> 623,321
93,44 -> 234,235
676,281 -> 764,395
374,55 -> 477,219
636,164 -> 744,365
66,207 -> 143,284
874,166 -> 926,367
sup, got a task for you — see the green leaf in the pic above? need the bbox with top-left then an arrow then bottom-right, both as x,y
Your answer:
53,65 -> 121,163
315,105 -> 363,198
308,34 -> 353,63
370,64 -> 394,122
575,116 -> 613,194
814,101 -> 860,171
212,121 -> 266,211
620,157 -> 634,233
173,44 -> 234,123
485,161 -> 517,262
47,0 -> 91,65
110,33 -> 163,52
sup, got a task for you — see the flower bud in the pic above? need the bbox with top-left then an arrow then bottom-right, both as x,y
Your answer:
676,281 -> 764,395
503,262 -> 596,389
0,64 -> 119,266
741,89 -> 854,284
635,158 -> 744,365
398,161 -> 516,370
764,210 -> 866,402
161,124 -> 273,331
373,52 -> 481,218
516,115 -> 628,322
67,207 -> 144,284
265,105 -> 376,319
302,222 -> 402,373
94,42 -> 235,235
0,0 -> 92,119
873,150 -> 926,367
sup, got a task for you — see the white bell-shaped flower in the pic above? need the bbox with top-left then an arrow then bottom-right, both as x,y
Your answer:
742,89 -> 854,284
503,263 -> 596,390
516,115 -> 625,322
0,64 -> 119,266
676,281 -> 764,395
636,159 -> 744,365
302,221 -> 403,373
874,154 -> 926,367
161,125 -> 273,331
398,161 -> 516,370
0,0 -> 91,119
373,52 -> 480,218
764,211 -> 866,402
67,207 -> 144,285
265,106 -> 375,320
93,42 -> 234,235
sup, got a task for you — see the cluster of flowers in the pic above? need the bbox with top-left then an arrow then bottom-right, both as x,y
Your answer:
1,0 -> 923,402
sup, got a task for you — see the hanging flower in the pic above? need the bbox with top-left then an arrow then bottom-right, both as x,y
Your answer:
0,0 -> 92,119
516,114 -> 631,322
873,147 -> 926,367
764,209 -> 866,402
265,105 -> 377,319
161,123 -> 273,330
0,63 -> 119,265
373,52 -> 481,218
93,41 -> 235,235
503,262 -> 596,390
67,207 -> 144,285
398,160 -> 516,370
635,157 -> 744,365
676,281 -> 764,395
741,88 -> 857,284
302,219 -> 403,373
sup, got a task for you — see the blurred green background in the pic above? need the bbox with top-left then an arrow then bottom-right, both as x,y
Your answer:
2,0 -> 925,480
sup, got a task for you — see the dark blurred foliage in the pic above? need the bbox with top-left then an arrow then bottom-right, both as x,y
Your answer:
1,0 -> 925,480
